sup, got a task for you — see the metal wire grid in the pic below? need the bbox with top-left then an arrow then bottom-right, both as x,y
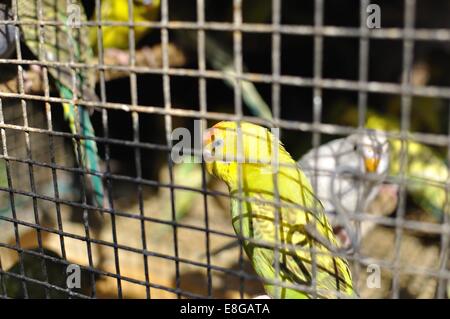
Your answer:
0,0 -> 447,299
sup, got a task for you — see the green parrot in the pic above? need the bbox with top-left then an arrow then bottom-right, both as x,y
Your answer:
16,0 -> 104,207
203,121 -> 355,298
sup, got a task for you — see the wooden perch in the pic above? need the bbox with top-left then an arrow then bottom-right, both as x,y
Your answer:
102,43 -> 186,81
0,44 -> 187,95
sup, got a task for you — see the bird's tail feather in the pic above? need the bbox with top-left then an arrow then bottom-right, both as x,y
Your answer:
58,84 -> 104,208
177,30 -> 273,121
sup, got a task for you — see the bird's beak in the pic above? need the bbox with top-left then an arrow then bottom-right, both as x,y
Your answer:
364,157 -> 380,173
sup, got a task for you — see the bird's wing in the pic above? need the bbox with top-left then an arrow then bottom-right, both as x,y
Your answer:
299,137 -> 362,215
241,191 -> 354,298
299,137 -> 356,167
17,0 -> 96,97
391,139 -> 450,219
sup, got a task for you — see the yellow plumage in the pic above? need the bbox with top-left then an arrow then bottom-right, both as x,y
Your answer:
90,0 -> 160,52
203,121 -> 355,298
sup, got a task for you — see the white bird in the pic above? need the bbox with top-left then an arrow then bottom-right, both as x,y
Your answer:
298,131 -> 392,248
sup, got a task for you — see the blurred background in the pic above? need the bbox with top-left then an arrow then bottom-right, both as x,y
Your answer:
0,0 -> 449,298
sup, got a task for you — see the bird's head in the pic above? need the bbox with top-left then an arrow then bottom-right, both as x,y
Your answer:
351,131 -> 390,174
203,121 -> 292,186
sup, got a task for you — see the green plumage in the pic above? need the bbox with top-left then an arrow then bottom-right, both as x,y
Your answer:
17,0 -> 104,207
367,113 -> 450,220
205,122 -> 355,298
389,139 -> 449,220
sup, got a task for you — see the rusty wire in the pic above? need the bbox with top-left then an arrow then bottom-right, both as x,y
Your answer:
0,0 -> 449,299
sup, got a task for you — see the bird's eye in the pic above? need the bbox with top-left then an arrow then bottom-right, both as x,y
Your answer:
212,138 -> 224,149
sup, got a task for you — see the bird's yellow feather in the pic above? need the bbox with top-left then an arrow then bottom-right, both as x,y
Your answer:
204,121 -> 355,298
90,0 -> 160,52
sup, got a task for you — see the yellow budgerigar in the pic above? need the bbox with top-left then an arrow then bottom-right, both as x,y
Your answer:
90,0 -> 160,52
203,121 -> 355,298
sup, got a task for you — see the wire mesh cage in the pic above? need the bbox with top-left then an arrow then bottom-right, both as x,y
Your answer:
0,0 -> 449,299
